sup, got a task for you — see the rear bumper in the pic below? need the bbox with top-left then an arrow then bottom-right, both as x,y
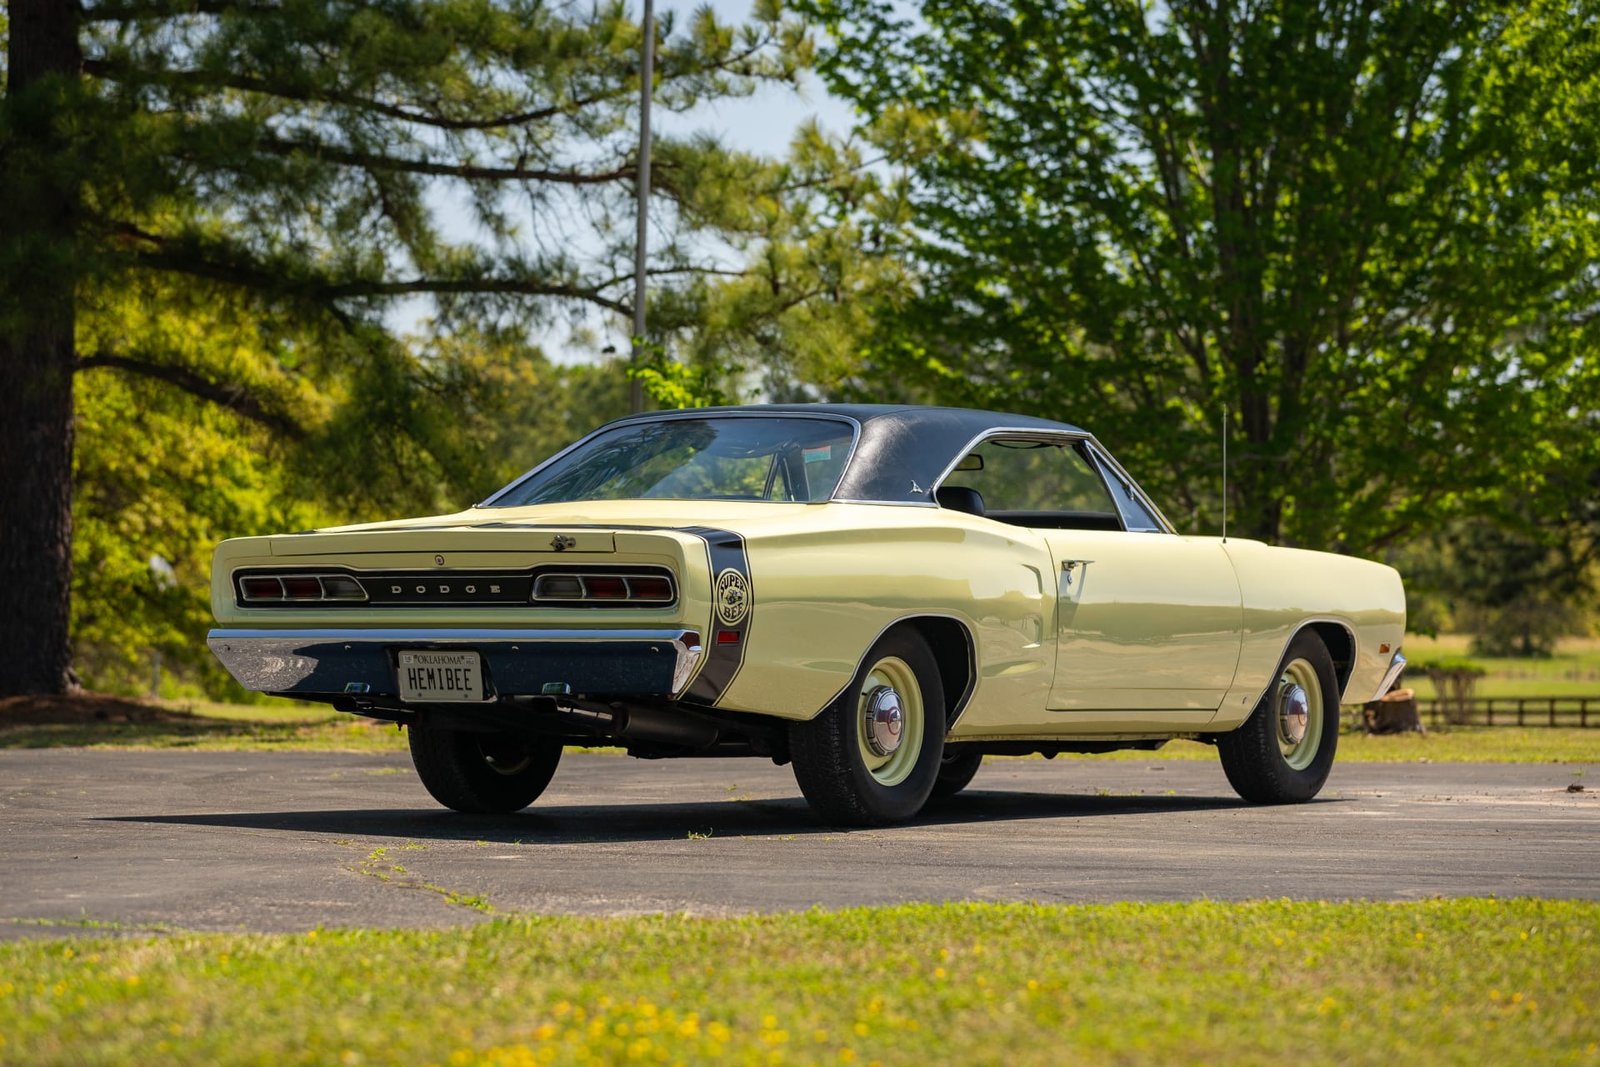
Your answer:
207,627 -> 704,700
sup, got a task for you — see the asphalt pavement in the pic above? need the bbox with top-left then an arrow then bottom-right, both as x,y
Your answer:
1,748 -> 1595,936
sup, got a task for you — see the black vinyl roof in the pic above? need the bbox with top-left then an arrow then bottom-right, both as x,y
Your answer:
605,404 -> 1088,504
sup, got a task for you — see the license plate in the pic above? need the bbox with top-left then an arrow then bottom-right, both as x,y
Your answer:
396,650 -> 485,703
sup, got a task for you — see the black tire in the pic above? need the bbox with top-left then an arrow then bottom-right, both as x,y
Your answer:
930,749 -> 983,800
1217,630 -> 1340,804
408,725 -> 563,814
790,629 -> 946,826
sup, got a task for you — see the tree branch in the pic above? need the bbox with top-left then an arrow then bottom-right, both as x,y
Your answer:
83,0 -> 283,21
82,57 -> 626,132
75,351 -> 308,439
320,277 -> 632,315
99,214 -> 636,320
257,135 -> 637,185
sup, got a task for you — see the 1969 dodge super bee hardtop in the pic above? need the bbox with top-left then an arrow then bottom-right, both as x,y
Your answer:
209,404 -> 1406,825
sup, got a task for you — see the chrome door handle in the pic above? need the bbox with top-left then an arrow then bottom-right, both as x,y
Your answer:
1061,559 -> 1094,588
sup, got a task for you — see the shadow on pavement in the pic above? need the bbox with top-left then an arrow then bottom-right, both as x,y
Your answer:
97,788 -> 1279,844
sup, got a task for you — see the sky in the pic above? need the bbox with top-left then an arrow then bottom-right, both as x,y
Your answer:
653,0 -> 856,155
402,0 -> 858,363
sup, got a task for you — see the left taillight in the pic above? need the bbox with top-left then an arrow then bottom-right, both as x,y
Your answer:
236,573 -> 368,605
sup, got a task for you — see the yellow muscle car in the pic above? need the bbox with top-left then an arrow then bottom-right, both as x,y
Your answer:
208,405 -> 1406,825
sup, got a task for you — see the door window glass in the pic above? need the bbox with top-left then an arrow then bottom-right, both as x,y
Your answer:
1090,452 -> 1166,532
943,438 -> 1119,518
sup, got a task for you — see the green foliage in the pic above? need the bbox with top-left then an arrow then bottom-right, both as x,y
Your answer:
654,120 -> 921,400
1418,523 -> 1595,658
3,0 -> 827,694
1407,657 -> 1488,679
2,900 -> 1597,1064
627,340 -> 738,409
801,0 -> 1600,550
1409,655 -> 1490,724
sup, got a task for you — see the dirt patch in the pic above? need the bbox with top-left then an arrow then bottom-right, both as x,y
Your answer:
0,693 -> 197,728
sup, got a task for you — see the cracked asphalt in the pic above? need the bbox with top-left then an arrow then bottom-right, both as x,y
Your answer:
1,748 -> 1596,937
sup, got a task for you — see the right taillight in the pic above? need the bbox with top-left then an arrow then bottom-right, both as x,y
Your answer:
628,576 -> 673,602
531,571 -> 676,606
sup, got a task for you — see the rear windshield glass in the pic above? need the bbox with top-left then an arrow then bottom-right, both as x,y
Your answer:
488,417 -> 856,505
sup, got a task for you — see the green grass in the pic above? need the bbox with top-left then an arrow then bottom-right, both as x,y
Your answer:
1404,635 -> 1600,699
0,700 -> 408,752
1,900 -> 1594,1066
1063,728 -> 1600,765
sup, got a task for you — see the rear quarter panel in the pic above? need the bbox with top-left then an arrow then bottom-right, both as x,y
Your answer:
723,505 -> 1055,723
1212,539 -> 1406,729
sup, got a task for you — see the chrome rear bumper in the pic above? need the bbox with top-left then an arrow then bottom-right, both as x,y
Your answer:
207,627 -> 704,700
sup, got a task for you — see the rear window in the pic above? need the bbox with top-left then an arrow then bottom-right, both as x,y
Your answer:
488,416 -> 855,505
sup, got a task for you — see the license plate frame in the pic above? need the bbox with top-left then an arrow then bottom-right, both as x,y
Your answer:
395,649 -> 487,703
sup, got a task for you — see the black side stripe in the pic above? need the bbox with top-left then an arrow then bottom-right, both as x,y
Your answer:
681,526 -> 750,706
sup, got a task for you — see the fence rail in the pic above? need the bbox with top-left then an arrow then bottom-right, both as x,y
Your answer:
1388,696 -> 1600,728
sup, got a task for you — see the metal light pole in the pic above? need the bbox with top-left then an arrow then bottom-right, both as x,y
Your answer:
628,0 -> 655,414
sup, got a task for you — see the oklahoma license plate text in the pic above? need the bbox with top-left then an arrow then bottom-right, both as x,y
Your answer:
396,650 -> 484,702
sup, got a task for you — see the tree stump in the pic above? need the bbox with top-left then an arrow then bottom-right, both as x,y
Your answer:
1363,687 -> 1424,734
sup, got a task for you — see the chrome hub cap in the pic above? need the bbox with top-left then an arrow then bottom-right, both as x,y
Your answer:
1278,682 -> 1310,747
1274,657 -> 1325,770
863,685 -> 905,757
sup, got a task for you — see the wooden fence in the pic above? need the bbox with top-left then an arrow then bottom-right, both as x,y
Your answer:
1348,696 -> 1600,728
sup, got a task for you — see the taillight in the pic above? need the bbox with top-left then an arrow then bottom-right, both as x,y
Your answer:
320,575 -> 366,600
584,576 -> 628,600
532,574 -> 584,600
628,576 -> 673,601
237,573 -> 369,605
239,576 -> 284,601
530,571 -> 676,606
281,576 -> 322,599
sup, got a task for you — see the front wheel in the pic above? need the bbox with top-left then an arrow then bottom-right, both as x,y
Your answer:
790,629 -> 946,826
1217,631 -> 1340,803
408,725 -> 563,813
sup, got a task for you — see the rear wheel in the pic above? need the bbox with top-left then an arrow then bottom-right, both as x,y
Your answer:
930,749 -> 983,800
408,725 -> 563,813
1217,631 -> 1339,803
790,629 -> 945,826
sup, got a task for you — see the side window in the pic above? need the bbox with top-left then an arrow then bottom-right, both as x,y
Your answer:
1090,451 -> 1166,533
943,438 -> 1120,524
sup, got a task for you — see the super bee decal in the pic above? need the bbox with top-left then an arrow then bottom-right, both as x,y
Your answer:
684,528 -> 750,705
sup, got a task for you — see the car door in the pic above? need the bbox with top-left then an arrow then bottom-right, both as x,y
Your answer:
1042,529 -> 1243,711
940,435 -> 1243,714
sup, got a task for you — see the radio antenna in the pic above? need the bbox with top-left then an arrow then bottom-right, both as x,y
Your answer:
1221,403 -> 1228,543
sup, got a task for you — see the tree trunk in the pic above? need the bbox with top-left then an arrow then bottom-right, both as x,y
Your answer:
0,0 -> 82,696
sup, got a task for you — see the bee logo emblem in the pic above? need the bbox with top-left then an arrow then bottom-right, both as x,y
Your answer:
714,569 -> 750,627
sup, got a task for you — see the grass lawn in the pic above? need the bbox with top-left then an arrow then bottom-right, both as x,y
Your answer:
1403,635 -> 1600,699
1068,728 -> 1600,764
1,900 -> 1594,1066
0,697 -> 408,752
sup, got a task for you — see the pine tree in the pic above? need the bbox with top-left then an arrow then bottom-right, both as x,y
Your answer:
0,0 -> 811,695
